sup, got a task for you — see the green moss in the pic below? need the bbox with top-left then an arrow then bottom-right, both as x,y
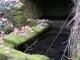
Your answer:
13,15 -> 26,23
5,0 -> 43,20
0,20 -> 51,60
12,5 -> 22,11
11,11 -> 24,16
28,54 -> 50,60
3,30 -> 38,48
0,48 -> 50,60
12,15 -> 27,28
32,25 -> 49,32
4,42 -> 15,48
3,33 -> 27,48
26,30 -> 38,38
26,20 -> 40,27
3,20 -> 50,48
3,24 -> 12,33
0,48 -> 29,60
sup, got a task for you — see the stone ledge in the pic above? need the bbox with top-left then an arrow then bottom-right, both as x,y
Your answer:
0,47 -> 50,60
0,20 -> 51,60
3,20 -> 50,48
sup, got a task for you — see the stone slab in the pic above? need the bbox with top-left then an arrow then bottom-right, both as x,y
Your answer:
0,47 -> 50,60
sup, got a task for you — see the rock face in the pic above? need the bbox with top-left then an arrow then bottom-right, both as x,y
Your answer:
20,0 -> 43,19
5,6 -> 27,28
12,11 -> 27,28
5,0 -> 43,28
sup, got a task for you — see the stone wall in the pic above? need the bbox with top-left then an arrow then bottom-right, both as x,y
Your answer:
20,0 -> 43,19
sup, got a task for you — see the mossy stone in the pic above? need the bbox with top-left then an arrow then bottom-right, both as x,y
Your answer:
15,22 -> 27,27
3,33 -> 27,48
3,24 -> 12,33
28,54 -> 50,60
26,20 -> 40,27
13,15 -> 26,24
0,48 -> 30,60
11,11 -> 24,16
0,48 -> 50,60
12,15 -> 27,28
12,5 -> 22,11
13,22 -> 27,29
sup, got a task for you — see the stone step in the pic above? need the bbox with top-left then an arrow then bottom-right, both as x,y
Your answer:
3,20 -> 50,48
0,47 -> 50,60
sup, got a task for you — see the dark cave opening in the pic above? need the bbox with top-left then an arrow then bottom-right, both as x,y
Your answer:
24,0 -> 74,20
33,0 -> 74,20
